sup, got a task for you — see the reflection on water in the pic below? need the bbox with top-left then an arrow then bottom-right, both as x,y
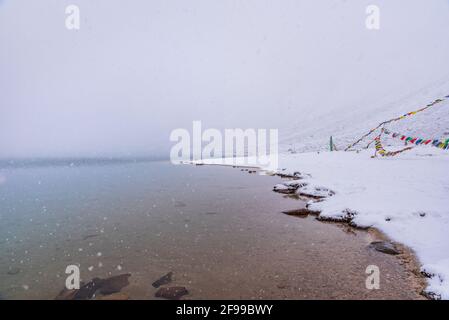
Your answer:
0,160 -> 421,299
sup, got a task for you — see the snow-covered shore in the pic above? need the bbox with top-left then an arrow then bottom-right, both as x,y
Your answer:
193,147 -> 449,299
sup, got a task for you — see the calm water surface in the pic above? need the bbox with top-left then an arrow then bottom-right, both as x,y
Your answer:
0,160 -> 421,299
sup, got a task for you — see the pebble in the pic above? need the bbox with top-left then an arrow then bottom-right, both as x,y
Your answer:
369,241 -> 400,255
152,272 -> 173,288
155,286 -> 188,300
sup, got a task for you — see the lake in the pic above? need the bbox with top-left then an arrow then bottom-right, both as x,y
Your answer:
0,160 -> 422,299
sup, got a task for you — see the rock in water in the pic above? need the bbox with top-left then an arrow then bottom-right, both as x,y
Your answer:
152,272 -> 173,288
55,288 -> 79,300
74,278 -> 104,300
55,278 -> 104,300
99,273 -> 131,295
55,273 -> 132,300
155,286 -> 188,300
282,208 -> 317,216
7,267 -> 20,275
369,241 -> 400,255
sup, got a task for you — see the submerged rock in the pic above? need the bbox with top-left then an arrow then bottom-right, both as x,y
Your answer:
369,241 -> 400,255
152,272 -> 173,288
7,267 -> 20,275
55,288 -> 79,300
82,233 -> 100,241
99,273 -> 131,295
74,278 -> 104,299
282,208 -> 318,217
55,273 -> 131,300
155,286 -> 189,300
55,278 -> 103,300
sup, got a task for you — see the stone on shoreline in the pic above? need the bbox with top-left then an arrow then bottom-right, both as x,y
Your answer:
282,208 -> 318,217
369,241 -> 400,255
273,183 -> 298,194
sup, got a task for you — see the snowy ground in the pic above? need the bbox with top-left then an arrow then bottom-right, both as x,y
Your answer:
194,148 -> 449,299
276,149 -> 449,299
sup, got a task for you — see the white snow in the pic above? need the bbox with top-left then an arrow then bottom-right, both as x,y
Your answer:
192,87 -> 449,299
276,149 -> 449,299
281,78 -> 449,154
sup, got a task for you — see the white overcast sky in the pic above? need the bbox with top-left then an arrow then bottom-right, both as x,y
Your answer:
1,0 -> 449,158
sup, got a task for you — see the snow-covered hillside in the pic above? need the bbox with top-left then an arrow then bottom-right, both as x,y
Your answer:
280,78 -> 449,154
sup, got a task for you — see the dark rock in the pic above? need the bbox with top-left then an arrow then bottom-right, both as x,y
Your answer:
273,183 -> 299,194
82,234 -> 100,241
369,241 -> 400,255
7,267 -> 20,275
55,288 -> 79,300
74,277 -> 104,299
55,278 -> 103,300
55,273 -> 132,300
152,272 -> 173,288
420,290 -> 441,300
99,273 -> 131,295
155,286 -> 188,300
298,192 -> 326,199
275,173 -> 300,179
282,208 -> 318,217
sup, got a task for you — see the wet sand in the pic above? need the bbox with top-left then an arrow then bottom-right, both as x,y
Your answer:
0,161 -> 425,299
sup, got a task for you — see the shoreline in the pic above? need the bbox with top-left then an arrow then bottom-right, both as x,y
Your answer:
269,168 -> 430,299
191,161 -> 430,300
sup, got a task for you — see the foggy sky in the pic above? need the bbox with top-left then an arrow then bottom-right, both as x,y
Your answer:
1,0 -> 449,158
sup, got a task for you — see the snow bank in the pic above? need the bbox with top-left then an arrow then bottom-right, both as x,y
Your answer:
278,148 -> 449,299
